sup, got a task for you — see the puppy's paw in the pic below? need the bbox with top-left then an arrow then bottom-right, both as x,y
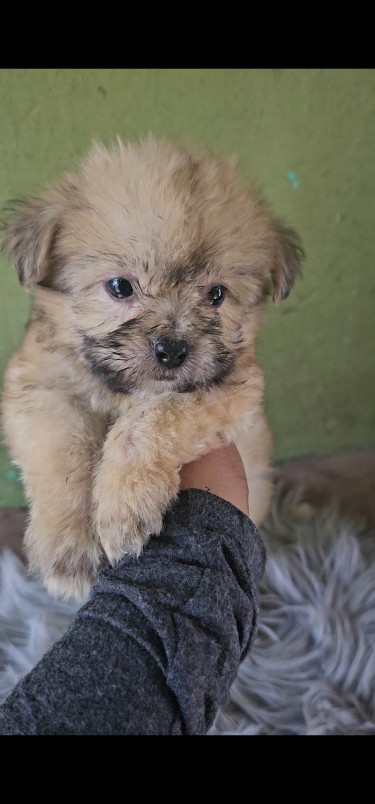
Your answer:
44,565 -> 96,602
96,507 -> 164,564
25,521 -> 104,602
94,465 -> 179,564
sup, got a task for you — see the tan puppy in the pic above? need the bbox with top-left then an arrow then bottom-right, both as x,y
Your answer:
1,137 -> 303,600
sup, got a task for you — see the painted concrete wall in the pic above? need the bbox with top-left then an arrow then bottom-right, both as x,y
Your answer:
1,68 -> 374,506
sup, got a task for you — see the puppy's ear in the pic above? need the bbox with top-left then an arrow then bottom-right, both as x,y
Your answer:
0,190 -> 64,288
271,224 -> 304,304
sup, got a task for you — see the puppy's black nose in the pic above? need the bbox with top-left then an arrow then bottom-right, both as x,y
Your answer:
153,338 -> 190,369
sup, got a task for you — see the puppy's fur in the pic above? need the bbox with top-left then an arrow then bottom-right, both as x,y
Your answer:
1,137 -> 303,599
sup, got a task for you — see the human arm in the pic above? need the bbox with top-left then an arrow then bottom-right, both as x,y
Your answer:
0,446 -> 265,735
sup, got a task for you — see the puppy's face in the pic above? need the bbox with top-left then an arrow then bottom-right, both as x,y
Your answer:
2,137 -> 303,395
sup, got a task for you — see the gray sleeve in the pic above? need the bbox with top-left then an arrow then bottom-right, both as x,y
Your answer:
0,489 -> 266,735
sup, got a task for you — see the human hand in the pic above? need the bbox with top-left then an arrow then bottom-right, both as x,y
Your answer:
179,443 -> 249,517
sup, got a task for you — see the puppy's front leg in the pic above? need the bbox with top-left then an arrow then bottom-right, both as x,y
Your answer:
2,378 -> 107,599
93,410 -> 181,562
93,387 -> 256,562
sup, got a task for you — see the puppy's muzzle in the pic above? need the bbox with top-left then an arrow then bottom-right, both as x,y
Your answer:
152,337 -> 190,369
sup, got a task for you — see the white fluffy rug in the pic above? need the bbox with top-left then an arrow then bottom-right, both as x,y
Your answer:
1,494 -> 374,735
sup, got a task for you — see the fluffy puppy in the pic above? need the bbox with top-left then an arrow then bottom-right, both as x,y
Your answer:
1,137 -> 303,600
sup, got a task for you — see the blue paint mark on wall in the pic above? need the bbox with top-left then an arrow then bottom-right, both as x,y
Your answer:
287,171 -> 300,188
6,469 -> 23,485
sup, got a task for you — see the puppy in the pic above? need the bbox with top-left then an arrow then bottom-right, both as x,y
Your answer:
1,136 -> 303,600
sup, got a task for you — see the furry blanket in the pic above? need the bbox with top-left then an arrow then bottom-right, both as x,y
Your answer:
1,494 -> 374,735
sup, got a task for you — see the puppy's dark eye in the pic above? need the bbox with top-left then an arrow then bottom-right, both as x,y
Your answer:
208,285 -> 226,307
106,278 -> 133,299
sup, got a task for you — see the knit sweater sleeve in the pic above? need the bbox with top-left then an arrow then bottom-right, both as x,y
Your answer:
0,489 -> 266,735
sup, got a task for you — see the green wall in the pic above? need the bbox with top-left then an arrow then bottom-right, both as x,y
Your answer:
1,68 -> 374,506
